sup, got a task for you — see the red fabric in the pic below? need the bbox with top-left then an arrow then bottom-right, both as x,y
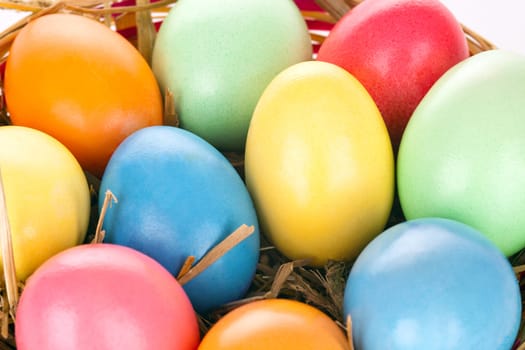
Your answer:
304,19 -> 334,31
294,0 -> 324,11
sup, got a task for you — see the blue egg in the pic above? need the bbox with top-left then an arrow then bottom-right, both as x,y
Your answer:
344,218 -> 521,350
99,126 -> 260,313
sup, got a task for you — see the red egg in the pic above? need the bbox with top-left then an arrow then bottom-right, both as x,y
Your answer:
317,0 -> 469,149
15,244 -> 200,350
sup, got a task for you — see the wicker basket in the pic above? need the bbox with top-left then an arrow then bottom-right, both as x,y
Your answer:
0,0 -> 523,349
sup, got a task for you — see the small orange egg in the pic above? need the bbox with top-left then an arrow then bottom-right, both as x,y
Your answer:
4,13 -> 163,177
198,298 -> 350,350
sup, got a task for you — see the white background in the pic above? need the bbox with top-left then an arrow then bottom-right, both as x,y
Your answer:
0,9 -> 28,32
439,0 -> 525,55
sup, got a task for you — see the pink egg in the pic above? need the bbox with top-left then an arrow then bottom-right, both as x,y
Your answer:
15,244 -> 200,350
317,0 -> 469,150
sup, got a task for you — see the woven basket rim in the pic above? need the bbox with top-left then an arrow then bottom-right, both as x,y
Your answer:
0,0 -> 497,64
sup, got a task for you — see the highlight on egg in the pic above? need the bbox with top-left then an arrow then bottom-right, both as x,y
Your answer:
245,60 -> 394,266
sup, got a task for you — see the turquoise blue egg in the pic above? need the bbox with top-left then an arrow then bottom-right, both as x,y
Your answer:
344,218 -> 521,350
98,126 -> 260,313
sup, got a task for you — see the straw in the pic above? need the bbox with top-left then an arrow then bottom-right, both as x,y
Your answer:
163,89 -> 179,127
91,190 -> 118,244
315,0 -> 350,20
0,85 -> 8,126
0,170 -> 18,334
178,224 -> 255,285
347,315 -> 355,350
134,0 -> 156,64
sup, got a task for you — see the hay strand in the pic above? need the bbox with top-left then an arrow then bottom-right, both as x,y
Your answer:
135,0 -> 156,64
0,1 -> 42,11
163,89 -> 179,127
265,259 -> 311,298
102,0 -> 111,26
176,256 -> 195,280
514,265 -> 525,274
301,10 -> 337,24
65,0 -> 177,15
346,315 -> 355,350
315,0 -> 350,20
0,84 -> 8,126
462,23 -> 496,54
178,224 -> 255,285
0,296 -> 7,340
0,170 -> 18,326
91,190 -> 117,244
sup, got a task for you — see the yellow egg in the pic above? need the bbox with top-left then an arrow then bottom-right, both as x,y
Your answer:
245,61 -> 394,265
0,126 -> 90,280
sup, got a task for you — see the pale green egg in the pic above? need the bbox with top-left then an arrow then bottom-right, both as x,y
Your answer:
398,49 -> 525,256
152,0 -> 313,151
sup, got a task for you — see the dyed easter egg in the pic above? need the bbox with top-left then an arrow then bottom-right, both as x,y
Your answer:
199,298 -> 350,350
16,244 -> 200,350
152,0 -> 312,151
4,13 -> 162,177
99,126 -> 260,313
344,218 -> 521,350
398,50 -> 525,256
245,61 -> 394,265
0,126 -> 90,281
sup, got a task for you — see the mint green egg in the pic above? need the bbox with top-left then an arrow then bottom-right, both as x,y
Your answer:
152,0 -> 312,151
398,49 -> 525,256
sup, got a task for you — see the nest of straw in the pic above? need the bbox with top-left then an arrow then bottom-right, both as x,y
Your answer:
1,0 -> 524,349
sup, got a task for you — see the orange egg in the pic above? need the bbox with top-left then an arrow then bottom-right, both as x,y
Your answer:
4,13 -> 163,177
198,299 -> 350,350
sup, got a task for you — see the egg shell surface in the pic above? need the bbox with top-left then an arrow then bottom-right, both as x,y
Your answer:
0,125 -> 90,281
344,218 -> 521,350
245,61 -> 394,265
152,0 -> 313,151
199,298 -> 350,350
317,0 -> 469,150
99,126 -> 260,313
4,13 -> 163,177
15,244 -> 200,350
397,49 -> 525,256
